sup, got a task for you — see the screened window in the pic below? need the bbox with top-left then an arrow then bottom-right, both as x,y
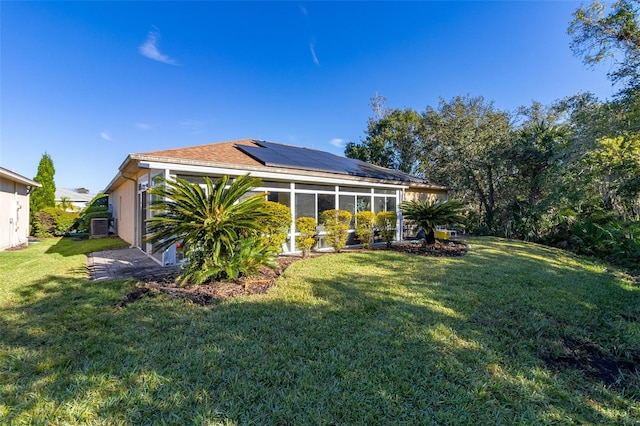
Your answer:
295,193 -> 315,220
267,192 -> 291,207
317,194 -> 335,217
296,183 -> 335,192
356,195 -> 371,212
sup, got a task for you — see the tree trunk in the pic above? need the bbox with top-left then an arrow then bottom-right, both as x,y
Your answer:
424,229 -> 436,246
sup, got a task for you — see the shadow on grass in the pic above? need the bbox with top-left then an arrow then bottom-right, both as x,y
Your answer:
45,236 -> 128,257
1,238 -> 639,424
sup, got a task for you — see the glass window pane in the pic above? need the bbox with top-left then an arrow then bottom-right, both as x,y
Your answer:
387,197 -> 396,212
295,193 -> 315,220
261,181 -> 290,189
317,193 -> 335,217
356,195 -> 371,212
339,186 -> 370,194
339,195 -> 356,228
374,188 -> 396,195
296,183 -> 335,192
267,191 -> 291,207
374,196 -> 385,213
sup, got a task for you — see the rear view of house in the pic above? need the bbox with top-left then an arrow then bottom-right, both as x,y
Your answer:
0,167 -> 40,251
105,139 -> 448,265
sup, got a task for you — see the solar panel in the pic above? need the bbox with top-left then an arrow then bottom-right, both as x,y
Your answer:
236,141 -> 427,183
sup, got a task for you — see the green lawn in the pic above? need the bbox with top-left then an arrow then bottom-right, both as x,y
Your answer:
1,237 -> 638,425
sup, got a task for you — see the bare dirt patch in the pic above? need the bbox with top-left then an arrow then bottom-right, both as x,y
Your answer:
115,255 -> 304,307
541,336 -> 640,387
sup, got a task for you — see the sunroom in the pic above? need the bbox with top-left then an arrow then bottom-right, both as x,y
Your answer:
105,139 -> 447,266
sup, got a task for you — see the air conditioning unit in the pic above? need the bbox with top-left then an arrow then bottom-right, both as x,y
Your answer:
90,218 -> 109,238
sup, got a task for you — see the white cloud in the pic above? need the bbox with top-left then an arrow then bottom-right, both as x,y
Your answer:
310,42 -> 320,67
329,138 -> 344,148
100,132 -> 112,141
135,122 -> 151,130
139,30 -> 178,65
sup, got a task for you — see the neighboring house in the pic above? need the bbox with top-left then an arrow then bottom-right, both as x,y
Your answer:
105,139 -> 448,265
55,188 -> 96,211
0,167 -> 41,251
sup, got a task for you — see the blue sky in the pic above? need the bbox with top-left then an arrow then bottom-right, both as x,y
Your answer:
1,1 -> 615,194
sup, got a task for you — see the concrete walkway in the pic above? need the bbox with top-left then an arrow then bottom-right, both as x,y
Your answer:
88,247 -> 180,281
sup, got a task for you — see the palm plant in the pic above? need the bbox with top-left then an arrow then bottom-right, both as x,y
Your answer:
145,174 -> 275,285
400,199 -> 466,245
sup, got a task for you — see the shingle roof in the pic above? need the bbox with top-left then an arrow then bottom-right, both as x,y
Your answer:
140,139 -> 263,167
55,188 -> 95,202
106,139 -> 447,192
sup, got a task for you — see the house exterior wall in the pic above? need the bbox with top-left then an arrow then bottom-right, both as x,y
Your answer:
0,177 -> 31,251
403,188 -> 449,203
109,177 -> 136,247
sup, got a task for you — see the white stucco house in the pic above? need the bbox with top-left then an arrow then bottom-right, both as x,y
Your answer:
105,139 -> 448,265
0,167 -> 40,251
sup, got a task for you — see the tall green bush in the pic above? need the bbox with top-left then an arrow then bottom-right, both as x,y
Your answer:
295,217 -> 317,257
320,209 -> 352,253
259,201 -> 292,254
33,207 -> 78,237
355,211 -> 376,248
376,211 -> 397,248
30,152 -> 56,215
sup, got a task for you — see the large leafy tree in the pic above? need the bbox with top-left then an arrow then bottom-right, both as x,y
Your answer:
30,152 -> 56,215
569,0 -> 640,96
569,0 -> 640,128
345,95 -> 423,174
401,199 -> 466,245
146,174 -> 276,284
420,95 -> 511,231
503,104 -> 569,240
582,132 -> 640,220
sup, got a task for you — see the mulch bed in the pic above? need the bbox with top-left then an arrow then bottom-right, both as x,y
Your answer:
116,240 -> 470,307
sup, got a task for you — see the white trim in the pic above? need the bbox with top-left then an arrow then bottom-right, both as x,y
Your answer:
139,161 -> 411,189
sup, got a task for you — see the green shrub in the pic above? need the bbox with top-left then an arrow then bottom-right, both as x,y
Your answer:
376,211 -> 397,248
320,209 -> 352,253
32,207 -> 79,237
259,201 -> 292,254
74,194 -> 110,233
145,175 -> 276,285
295,217 -> 317,257
355,211 -> 376,248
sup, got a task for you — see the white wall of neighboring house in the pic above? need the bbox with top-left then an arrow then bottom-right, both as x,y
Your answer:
0,169 -> 39,251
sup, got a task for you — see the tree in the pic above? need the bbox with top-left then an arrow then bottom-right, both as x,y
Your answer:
503,104 -> 569,240
30,153 -> 56,215
569,0 -> 640,98
57,196 -> 77,212
345,95 -> 423,174
582,132 -> 640,220
400,200 -> 466,245
420,96 -> 512,231
146,175 -> 276,285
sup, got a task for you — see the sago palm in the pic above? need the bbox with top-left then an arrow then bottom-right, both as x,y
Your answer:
145,174 -> 275,284
400,199 -> 466,245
